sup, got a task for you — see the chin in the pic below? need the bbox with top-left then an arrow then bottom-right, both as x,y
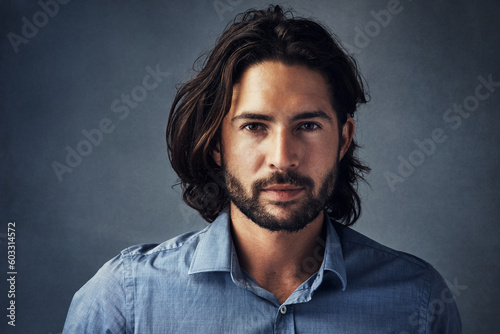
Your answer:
264,205 -> 297,218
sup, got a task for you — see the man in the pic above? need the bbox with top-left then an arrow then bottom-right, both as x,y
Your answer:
63,5 -> 461,333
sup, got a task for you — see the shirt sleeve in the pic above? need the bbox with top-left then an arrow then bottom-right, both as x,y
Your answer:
424,267 -> 462,334
62,253 -> 129,333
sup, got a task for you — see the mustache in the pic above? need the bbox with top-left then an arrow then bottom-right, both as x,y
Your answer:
253,171 -> 314,191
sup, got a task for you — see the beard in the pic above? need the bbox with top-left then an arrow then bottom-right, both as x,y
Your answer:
223,163 -> 338,233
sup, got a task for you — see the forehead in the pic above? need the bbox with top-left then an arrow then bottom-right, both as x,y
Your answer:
229,61 -> 334,118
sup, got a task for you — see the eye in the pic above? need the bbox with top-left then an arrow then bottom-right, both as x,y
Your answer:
298,122 -> 320,131
242,123 -> 266,132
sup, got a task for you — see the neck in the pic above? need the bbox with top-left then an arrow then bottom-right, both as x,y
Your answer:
230,203 -> 325,304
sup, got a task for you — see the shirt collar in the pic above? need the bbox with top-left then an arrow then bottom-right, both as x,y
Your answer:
321,215 -> 347,291
188,211 -> 233,274
188,212 -> 347,291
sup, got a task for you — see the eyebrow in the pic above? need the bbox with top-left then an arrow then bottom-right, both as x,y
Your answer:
231,111 -> 332,123
291,111 -> 332,122
231,113 -> 274,123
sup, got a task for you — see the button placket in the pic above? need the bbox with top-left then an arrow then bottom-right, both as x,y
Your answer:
274,304 -> 295,333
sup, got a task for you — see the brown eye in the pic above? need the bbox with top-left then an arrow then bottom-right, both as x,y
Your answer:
243,123 -> 265,131
298,122 -> 320,131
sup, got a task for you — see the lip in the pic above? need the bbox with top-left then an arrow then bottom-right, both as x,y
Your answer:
261,184 -> 305,201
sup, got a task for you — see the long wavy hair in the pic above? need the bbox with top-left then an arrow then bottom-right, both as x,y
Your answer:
167,5 -> 370,226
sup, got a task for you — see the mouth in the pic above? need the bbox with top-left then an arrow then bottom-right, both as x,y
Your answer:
260,184 -> 305,201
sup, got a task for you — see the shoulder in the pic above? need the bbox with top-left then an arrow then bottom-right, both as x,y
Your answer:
63,252 -> 128,333
121,227 -> 208,260
333,223 -> 447,289
77,227 -> 209,282
63,227 -> 209,333
332,223 -> 462,333
334,223 -> 450,296
333,223 -> 434,271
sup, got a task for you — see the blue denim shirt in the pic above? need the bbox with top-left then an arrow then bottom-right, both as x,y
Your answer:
63,212 -> 461,333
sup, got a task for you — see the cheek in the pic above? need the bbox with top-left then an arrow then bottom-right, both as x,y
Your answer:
304,135 -> 339,167
222,134 -> 263,173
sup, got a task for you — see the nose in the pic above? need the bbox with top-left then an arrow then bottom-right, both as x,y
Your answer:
267,128 -> 299,171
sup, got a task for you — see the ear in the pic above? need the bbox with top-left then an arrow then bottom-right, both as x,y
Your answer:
212,142 -> 222,167
339,117 -> 355,161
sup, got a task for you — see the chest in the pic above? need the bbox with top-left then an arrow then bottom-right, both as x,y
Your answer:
128,274 -> 422,333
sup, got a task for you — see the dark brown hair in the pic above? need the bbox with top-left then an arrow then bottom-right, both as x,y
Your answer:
167,5 -> 370,225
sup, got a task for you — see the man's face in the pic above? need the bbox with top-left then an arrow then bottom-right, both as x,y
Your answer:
214,61 -> 353,232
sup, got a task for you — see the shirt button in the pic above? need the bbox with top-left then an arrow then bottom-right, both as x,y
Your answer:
279,305 -> 287,314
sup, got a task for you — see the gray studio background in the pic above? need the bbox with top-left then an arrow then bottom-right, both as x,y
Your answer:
1,0 -> 499,333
